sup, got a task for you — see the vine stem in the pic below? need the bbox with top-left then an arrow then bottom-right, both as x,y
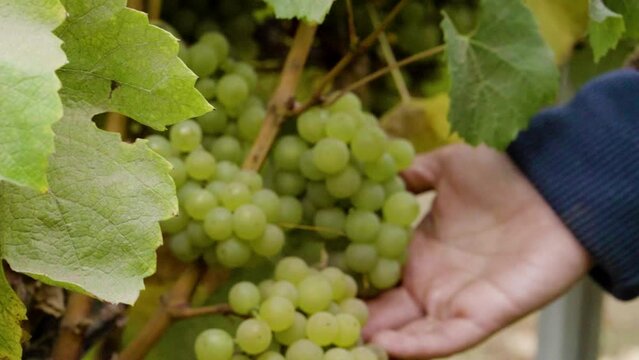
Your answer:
242,22 -> 317,170
168,303 -> 232,319
304,0 -> 409,107
320,45 -> 446,108
345,0 -> 358,48
119,264 -> 203,360
367,4 -> 411,103
50,293 -> 93,360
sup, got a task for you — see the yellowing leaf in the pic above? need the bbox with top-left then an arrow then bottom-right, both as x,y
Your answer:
0,265 -> 26,360
381,94 -> 461,153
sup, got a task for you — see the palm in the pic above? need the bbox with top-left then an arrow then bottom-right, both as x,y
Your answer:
364,145 -> 591,359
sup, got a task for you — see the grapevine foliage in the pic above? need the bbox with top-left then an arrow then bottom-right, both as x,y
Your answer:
442,0 -> 559,149
263,0 -> 336,23
589,0 -> 626,62
0,0 -> 66,191
0,266 -> 26,359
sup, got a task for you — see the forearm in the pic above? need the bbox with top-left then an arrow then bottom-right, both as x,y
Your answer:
507,69 -> 639,300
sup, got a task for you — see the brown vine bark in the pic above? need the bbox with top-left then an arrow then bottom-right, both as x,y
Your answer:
242,22 -> 318,171
51,293 -> 93,360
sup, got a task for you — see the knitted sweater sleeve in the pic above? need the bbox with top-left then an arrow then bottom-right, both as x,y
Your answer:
507,69 -> 639,300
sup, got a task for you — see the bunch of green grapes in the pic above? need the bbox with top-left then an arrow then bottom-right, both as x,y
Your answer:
146,32 -> 296,268
265,93 -> 419,290
194,257 -> 386,360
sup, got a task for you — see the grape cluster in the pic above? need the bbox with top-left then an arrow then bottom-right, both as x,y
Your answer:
195,257 -> 386,360
266,93 -> 419,290
147,32 -> 293,268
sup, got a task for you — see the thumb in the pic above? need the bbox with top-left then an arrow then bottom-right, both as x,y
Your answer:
401,147 -> 448,193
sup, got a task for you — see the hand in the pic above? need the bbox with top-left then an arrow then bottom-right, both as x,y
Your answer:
363,144 -> 591,359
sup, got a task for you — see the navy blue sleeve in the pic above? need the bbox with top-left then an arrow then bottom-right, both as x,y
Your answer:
507,69 -> 639,300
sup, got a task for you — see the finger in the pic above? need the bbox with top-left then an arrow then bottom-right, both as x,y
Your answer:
362,287 -> 423,340
401,150 -> 445,193
371,317 -> 488,359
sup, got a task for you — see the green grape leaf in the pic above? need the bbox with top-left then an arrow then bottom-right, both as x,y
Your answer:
0,265 -> 26,360
588,0 -> 626,62
0,115 -> 177,304
0,0 -> 66,191
263,0 -> 335,23
442,0 -> 559,149
606,0 -> 639,38
55,0 -> 212,129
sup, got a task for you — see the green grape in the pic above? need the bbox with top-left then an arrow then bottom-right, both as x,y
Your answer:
324,348 -> 354,360
252,224 -> 285,257
305,312 -> 337,346
238,106 -> 265,141
211,135 -> 243,164
370,258 -> 401,289
187,221 -> 214,248
351,127 -> 386,162
320,267 -> 346,300
224,122 -> 239,136
285,339 -> 323,360
203,207 -> 233,241
232,355 -> 251,360
257,352 -> 285,360
169,232 -> 199,262
358,113 -> 378,128
220,182 -> 251,211
236,318 -> 272,355
351,347 -> 377,360
233,204 -> 267,240
299,150 -> 326,181
202,135 -> 216,150
274,312 -> 307,345
160,207 -> 190,234
275,257 -> 309,284
236,170 -> 263,191
275,171 -> 306,197
199,32 -> 230,62
252,189 -> 280,222
345,210 -> 380,243
314,208 -> 345,239
194,329 -> 234,360
177,181 -> 201,204
260,296 -> 296,331
217,74 -> 249,110
312,138 -> 349,174
186,149 -> 217,181
306,182 -> 335,208
297,274 -> 333,314
328,302 -> 342,314
185,189 -> 218,220
302,197 -> 317,222
345,244 -> 378,273
259,279 -> 276,299
232,62 -> 258,90
195,78 -> 217,100
339,298 -> 369,326
189,41 -> 219,78
206,180 -> 227,198
326,112 -> 357,142
387,138 -> 415,170
363,153 -> 396,182
326,166 -> 362,199
197,108 -> 228,135
279,196 -> 303,226
269,280 -> 299,306
383,191 -> 419,226
216,238 -> 251,268
146,134 -> 174,158
375,223 -> 408,259
365,344 -> 388,360
297,108 -> 328,143
273,136 -> 308,171
343,275 -> 358,299
351,180 -> 385,211
383,176 -> 405,196
216,161 -> 240,182
229,281 -> 261,315
334,313 -> 361,347
167,156 -> 187,188
328,92 -> 362,114
178,42 -> 191,67
170,120 -> 202,152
